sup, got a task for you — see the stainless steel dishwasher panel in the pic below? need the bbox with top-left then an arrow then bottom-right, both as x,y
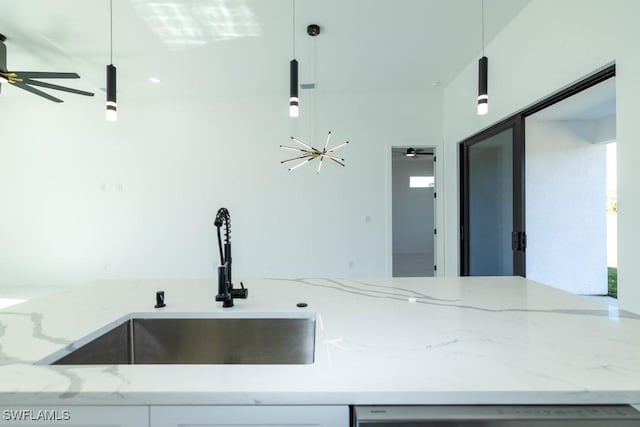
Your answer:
353,405 -> 640,426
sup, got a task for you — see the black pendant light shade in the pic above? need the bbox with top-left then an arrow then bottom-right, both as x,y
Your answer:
476,0 -> 488,116
106,64 -> 117,121
289,59 -> 299,117
105,0 -> 117,121
477,56 -> 488,115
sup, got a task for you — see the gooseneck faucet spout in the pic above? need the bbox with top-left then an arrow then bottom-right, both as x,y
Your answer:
214,207 -> 231,280
214,207 -> 247,307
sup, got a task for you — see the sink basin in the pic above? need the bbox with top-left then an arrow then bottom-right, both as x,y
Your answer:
46,314 -> 315,365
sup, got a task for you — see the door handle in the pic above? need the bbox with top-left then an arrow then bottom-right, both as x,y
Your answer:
512,231 -> 526,251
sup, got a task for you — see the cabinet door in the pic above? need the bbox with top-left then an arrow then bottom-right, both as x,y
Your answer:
0,406 -> 148,427
151,405 -> 348,427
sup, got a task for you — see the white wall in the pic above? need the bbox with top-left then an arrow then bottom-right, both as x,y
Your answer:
595,115 -> 616,144
526,120 -> 607,295
391,156 -> 434,265
559,116 -> 616,145
0,86 -> 442,289
442,0 -> 640,312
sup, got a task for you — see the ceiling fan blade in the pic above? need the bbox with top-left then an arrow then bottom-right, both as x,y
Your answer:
11,81 -> 63,103
23,79 -> 94,97
11,71 -> 80,79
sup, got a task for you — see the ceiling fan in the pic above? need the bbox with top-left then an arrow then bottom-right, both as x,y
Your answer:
394,148 -> 434,158
0,33 -> 94,103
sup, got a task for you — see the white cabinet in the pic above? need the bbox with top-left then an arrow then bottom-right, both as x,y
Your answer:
150,405 -> 348,427
0,406 -> 148,427
0,405 -> 349,427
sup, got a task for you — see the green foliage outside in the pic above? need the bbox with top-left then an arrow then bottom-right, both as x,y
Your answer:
608,267 -> 617,298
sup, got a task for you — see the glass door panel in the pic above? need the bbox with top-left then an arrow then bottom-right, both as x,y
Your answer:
460,118 -> 525,277
468,128 -> 514,275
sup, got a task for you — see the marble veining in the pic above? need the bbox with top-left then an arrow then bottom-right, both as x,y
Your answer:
0,276 -> 639,406
54,367 -> 83,399
0,321 -> 23,365
284,278 -> 640,319
8,312 -> 72,345
290,277 -> 460,301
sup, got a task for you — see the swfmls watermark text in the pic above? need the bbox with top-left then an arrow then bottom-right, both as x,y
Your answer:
2,410 -> 70,422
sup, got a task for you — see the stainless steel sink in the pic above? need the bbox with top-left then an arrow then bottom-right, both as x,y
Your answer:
47,315 -> 315,365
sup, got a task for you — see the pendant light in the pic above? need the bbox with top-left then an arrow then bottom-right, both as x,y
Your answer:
289,0 -> 299,117
280,24 -> 350,174
477,0 -> 488,115
106,0 -> 117,121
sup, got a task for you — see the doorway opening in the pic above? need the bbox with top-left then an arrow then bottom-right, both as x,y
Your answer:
525,77 -> 616,297
391,147 -> 436,277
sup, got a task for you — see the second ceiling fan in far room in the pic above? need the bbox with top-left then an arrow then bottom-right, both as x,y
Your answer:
396,148 -> 434,158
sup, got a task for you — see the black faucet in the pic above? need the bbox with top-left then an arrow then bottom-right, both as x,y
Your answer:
214,207 -> 248,307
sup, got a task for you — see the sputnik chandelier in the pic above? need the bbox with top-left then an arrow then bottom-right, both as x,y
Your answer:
280,22 -> 350,174
280,131 -> 349,173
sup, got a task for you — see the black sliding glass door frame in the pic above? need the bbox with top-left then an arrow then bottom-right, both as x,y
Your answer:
459,64 -> 616,277
459,117 -> 525,277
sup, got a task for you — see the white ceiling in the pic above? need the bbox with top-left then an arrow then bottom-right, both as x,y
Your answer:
528,77 -> 616,122
0,0 -> 530,101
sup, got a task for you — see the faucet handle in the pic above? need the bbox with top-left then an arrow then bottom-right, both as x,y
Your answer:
230,281 -> 248,299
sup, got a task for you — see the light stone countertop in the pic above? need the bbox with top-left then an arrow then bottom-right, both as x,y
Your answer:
0,276 -> 639,406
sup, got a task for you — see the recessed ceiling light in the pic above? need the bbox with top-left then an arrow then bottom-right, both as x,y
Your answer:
149,77 -> 161,84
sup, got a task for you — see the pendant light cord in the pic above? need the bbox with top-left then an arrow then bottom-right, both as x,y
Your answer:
481,0 -> 485,56
311,33 -> 317,143
292,0 -> 296,58
109,0 -> 113,64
